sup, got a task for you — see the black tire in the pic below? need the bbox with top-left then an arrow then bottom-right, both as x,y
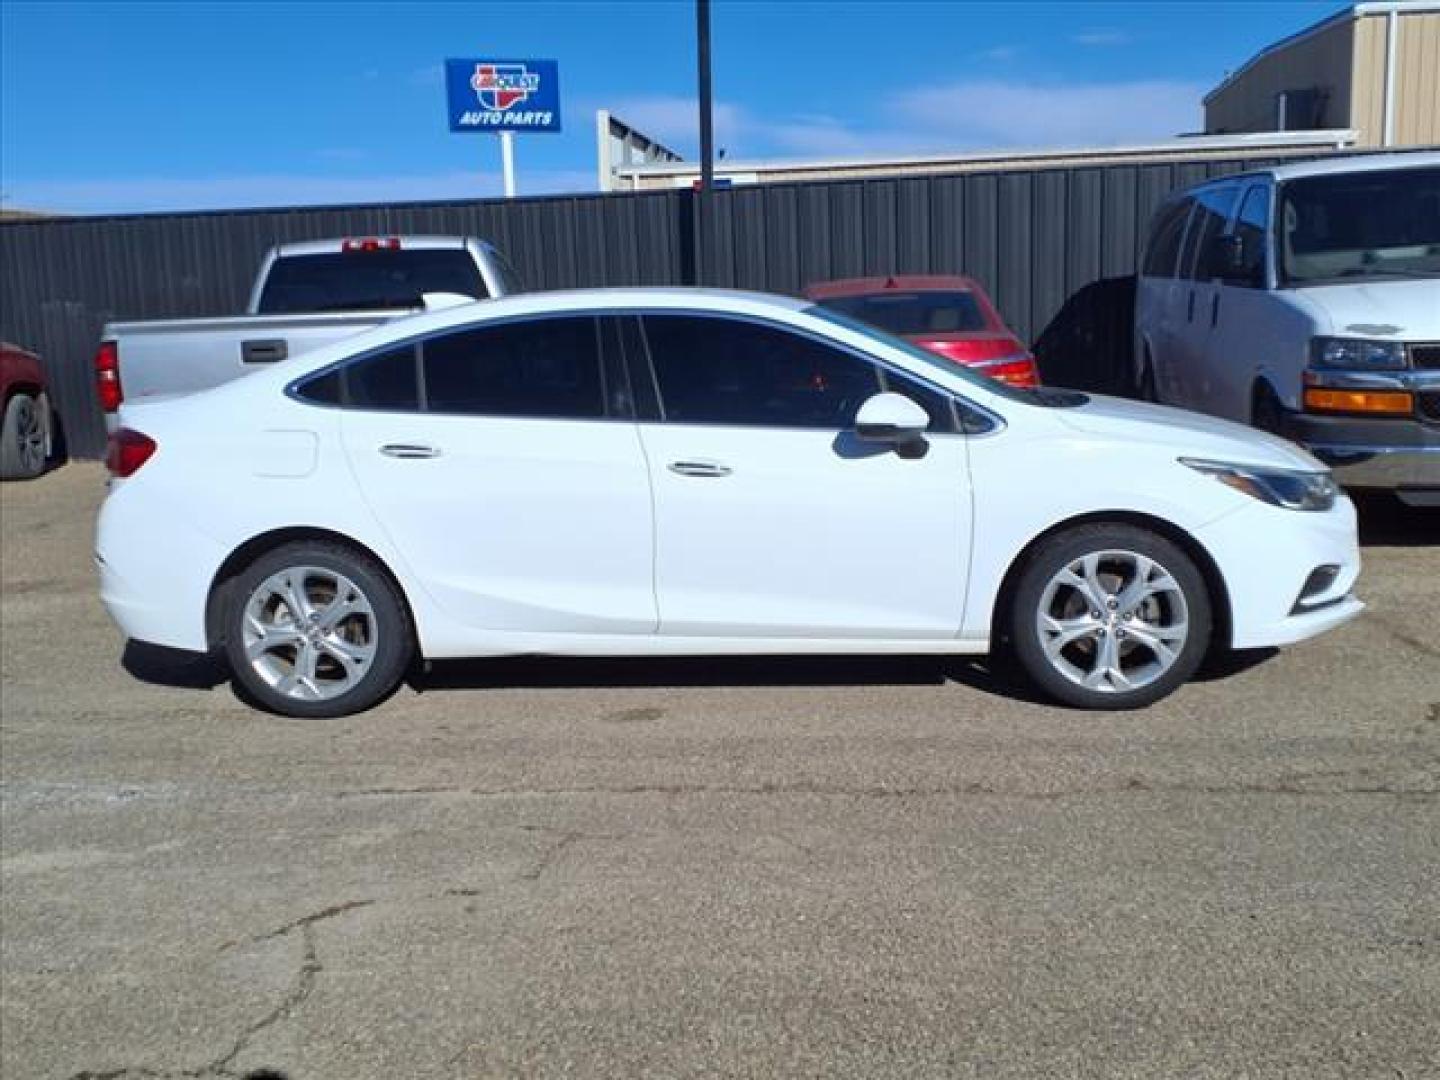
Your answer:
221,540 -> 414,718
1252,383 -> 1284,435
0,392 -> 48,480
1007,523 -> 1212,710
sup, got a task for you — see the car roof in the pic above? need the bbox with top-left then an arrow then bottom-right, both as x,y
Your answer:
804,275 -> 982,299
1185,149 -> 1440,192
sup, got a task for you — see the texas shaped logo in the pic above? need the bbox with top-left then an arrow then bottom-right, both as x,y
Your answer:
471,64 -> 540,112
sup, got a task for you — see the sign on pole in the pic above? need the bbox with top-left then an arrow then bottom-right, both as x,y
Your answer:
445,59 -> 562,133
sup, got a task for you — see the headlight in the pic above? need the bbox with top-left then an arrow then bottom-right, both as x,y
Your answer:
1310,336 -> 1407,370
1181,458 -> 1338,511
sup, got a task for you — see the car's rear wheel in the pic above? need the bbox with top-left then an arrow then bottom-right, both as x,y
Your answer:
0,392 -> 49,480
222,541 -> 414,718
1008,524 -> 1211,710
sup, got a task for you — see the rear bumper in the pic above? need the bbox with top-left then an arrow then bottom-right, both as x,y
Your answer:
1281,409 -> 1440,496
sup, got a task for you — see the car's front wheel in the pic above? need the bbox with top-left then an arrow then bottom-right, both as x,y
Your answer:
1007,524 -> 1212,710
222,541 -> 414,718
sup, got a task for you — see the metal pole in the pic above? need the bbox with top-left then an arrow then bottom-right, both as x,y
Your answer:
501,130 -> 517,197
696,0 -> 714,192
1382,8 -> 1398,148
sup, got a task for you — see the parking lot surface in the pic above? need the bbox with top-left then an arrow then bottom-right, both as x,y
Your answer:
2,464 -> 1438,1079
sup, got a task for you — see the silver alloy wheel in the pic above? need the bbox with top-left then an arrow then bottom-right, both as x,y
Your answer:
14,397 -> 45,475
242,566 -> 377,702
1035,549 -> 1190,694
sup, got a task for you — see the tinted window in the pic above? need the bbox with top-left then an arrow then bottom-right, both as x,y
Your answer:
1142,198 -> 1193,278
257,250 -> 487,313
296,368 -> 342,406
816,291 -> 987,336
423,316 -> 606,419
1228,185 -> 1270,288
1183,186 -> 1240,281
642,314 -> 881,428
1279,166 -> 1440,286
347,345 -> 420,411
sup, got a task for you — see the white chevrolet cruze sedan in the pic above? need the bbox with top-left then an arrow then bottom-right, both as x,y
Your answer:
97,288 -> 1363,717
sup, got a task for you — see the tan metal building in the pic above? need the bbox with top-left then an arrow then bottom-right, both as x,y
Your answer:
1205,1 -> 1440,147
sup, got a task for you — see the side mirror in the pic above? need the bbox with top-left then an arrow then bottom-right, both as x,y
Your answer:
855,392 -> 930,446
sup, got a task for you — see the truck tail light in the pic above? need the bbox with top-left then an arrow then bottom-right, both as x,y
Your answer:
341,237 -> 402,252
105,428 -> 156,478
95,341 -> 123,412
1303,387 -> 1413,415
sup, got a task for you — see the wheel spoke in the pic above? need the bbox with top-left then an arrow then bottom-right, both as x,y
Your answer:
317,591 -> 364,632
1125,619 -> 1188,666
245,623 -> 304,660
1040,613 -> 1102,658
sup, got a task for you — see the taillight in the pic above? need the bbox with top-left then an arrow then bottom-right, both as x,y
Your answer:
95,341 -> 123,412
105,428 -> 156,478
973,355 -> 1042,389
341,237 -> 401,252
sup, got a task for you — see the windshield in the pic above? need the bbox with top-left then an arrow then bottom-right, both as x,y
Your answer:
804,305 -> 1040,405
1279,166 -> 1440,286
815,291 -> 987,336
257,249 -> 488,313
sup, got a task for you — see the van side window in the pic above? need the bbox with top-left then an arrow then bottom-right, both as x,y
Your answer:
1228,185 -> 1270,289
1182,186 -> 1240,281
1142,198 -> 1192,279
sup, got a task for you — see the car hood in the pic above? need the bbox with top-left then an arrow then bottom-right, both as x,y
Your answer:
1053,394 -> 1325,471
1293,278 -> 1440,339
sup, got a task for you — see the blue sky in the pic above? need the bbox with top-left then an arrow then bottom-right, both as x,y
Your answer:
1,0 -> 1341,215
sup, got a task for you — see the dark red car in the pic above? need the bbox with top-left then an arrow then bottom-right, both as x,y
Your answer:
804,275 -> 1041,388
0,342 -> 53,480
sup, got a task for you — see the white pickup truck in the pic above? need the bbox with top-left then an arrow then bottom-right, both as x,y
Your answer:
96,236 -> 521,423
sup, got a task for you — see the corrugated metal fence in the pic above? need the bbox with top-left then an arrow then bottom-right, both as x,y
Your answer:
0,153 -> 1300,458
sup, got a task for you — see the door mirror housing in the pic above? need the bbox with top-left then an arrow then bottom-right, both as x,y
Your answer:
855,392 -> 930,445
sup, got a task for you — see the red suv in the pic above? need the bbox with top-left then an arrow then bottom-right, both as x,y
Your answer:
804,275 -> 1040,388
0,343 -> 53,480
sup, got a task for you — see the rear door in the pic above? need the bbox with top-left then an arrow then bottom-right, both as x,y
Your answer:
627,311 -> 971,640
329,314 -> 656,635
1200,181 -> 1276,421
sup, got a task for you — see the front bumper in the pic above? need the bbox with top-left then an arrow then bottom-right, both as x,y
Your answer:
1196,495 -> 1364,650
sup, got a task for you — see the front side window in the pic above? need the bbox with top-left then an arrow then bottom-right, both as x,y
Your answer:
641,314 -> 881,429
423,316 -> 606,419
1279,166 -> 1440,286
1227,184 -> 1271,288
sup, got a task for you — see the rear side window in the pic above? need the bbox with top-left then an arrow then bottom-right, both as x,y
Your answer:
257,250 -> 488,314
641,313 -> 882,429
815,291 -> 987,336
423,316 -> 606,419
294,345 -> 420,411
1142,198 -> 1193,278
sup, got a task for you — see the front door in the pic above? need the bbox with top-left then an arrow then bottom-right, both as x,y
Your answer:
630,312 -> 971,640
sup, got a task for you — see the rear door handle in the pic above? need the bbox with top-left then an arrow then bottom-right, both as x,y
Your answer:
668,460 -> 732,478
380,443 -> 441,459
241,338 -> 288,364
1210,293 -> 1220,328
1186,291 -> 1196,323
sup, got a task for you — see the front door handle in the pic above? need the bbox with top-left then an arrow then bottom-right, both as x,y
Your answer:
380,443 -> 441,459
1187,290 -> 1196,323
668,460 -> 732,478
1211,293 -> 1220,328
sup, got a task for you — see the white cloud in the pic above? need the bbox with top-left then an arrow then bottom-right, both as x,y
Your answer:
1073,30 -> 1130,46
894,79 -> 1204,147
603,95 -> 745,152
4,169 -> 599,215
